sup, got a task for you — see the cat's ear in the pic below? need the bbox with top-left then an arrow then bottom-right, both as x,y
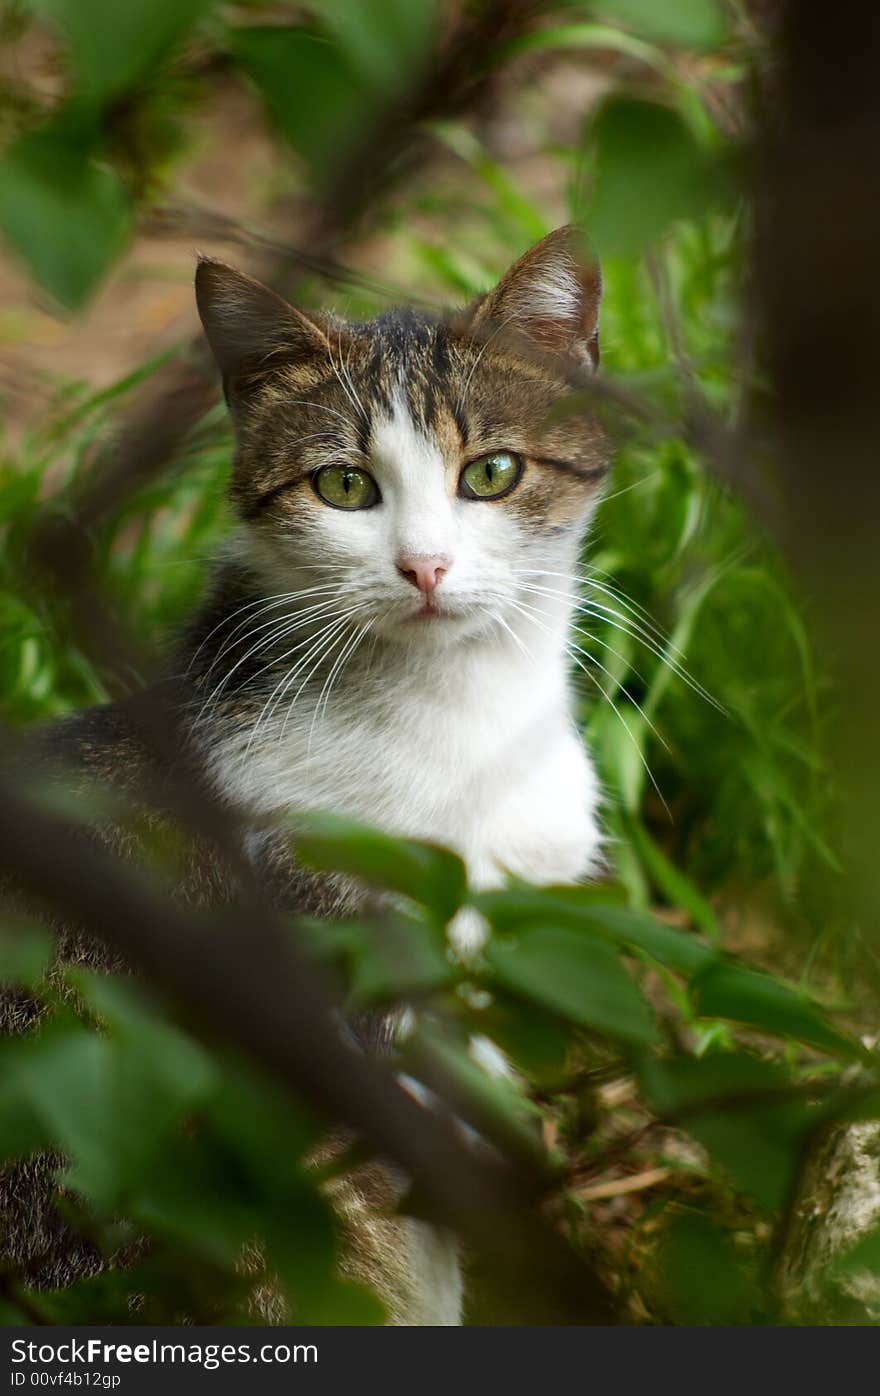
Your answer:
195,257 -> 329,398
470,226 -> 602,370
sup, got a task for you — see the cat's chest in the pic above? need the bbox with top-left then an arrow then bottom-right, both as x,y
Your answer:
208,666 -> 600,892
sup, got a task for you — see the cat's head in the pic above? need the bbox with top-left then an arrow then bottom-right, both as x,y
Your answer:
195,228 -> 608,648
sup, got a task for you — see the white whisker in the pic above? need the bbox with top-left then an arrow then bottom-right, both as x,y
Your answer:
594,469 -> 662,507
274,611 -> 369,744
307,619 -> 374,758
195,598 -> 347,720
505,594 -> 670,815
516,571 -> 723,714
245,614 -> 358,757
201,587 -> 345,681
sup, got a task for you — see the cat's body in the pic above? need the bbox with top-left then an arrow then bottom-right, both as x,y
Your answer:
192,549 -> 602,929
2,229 -> 609,1324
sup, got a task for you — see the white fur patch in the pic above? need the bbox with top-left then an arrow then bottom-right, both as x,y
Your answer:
520,258 -> 582,323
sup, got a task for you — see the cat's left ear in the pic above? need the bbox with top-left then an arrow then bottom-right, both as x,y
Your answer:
195,257 -> 330,404
470,226 -> 602,370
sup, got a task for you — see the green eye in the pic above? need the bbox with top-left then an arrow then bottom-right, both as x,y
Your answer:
313,465 -> 380,510
459,451 -> 522,501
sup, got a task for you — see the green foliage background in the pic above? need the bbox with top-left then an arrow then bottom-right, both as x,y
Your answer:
0,0 -> 871,1325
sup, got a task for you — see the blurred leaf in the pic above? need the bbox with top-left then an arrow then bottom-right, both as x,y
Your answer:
0,1044 -> 53,1160
207,1064 -> 319,1193
34,0 -> 213,102
691,961 -> 863,1059
37,1250 -> 252,1324
0,1299 -> 28,1324
485,927 -> 657,1046
71,973 -> 218,1104
14,982 -> 216,1207
472,989 -> 574,1086
205,1066 -> 383,1322
0,918 -> 52,988
641,1050 -> 783,1115
346,917 -> 453,1006
625,816 -> 719,937
475,885 -> 716,976
296,910 -> 452,1006
402,1028 -> 544,1173
593,0 -> 727,50
502,22 -> 668,71
583,902 -> 716,975
291,812 -> 467,923
430,125 -> 549,242
16,1027 -> 120,1204
131,1133 -> 259,1266
317,0 -> 436,89
651,1211 -> 758,1325
268,1201 -> 386,1325
230,27 -> 374,175
585,99 -> 731,257
0,123 -> 130,306
640,1053 -> 811,1210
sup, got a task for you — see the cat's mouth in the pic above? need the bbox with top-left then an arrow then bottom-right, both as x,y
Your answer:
405,603 -> 454,623
377,595 -> 478,636
377,596 -> 490,643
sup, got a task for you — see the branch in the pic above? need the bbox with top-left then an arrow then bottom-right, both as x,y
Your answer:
0,768 -> 617,1323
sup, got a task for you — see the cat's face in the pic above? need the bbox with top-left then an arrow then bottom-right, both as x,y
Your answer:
196,229 -> 609,648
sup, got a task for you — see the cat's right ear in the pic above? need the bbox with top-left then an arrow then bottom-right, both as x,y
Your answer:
467,227 -> 602,371
195,258 -> 329,405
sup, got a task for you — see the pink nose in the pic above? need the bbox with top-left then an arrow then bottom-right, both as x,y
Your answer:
396,555 -> 449,595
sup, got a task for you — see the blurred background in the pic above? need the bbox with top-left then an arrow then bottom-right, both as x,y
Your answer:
1,0 -> 879,1327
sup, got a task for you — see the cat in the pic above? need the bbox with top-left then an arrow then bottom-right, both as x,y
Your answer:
1,226 -> 609,1324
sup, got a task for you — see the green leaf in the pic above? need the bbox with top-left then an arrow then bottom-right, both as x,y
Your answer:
34,0 -> 214,102
624,816 -> 719,938
317,0 -> 436,89
402,1028 -> 544,1171
345,917 -> 453,1007
16,1028 -> 120,1203
639,1053 -> 810,1210
485,927 -> 658,1046
472,989 -> 574,1086
474,886 -> 717,976
15,982 -> 217,1207
230,27 -> 374,175
291,812 -> 467,922
593,0 -> 727,50
651,1212 -> 758,1325
207,1063 -> 319,1194
131,1134 -> 259,1266
0,918 -> 52,989
267,1194 -> 386,1325
0,124 -> 130,307
297,911 -> 452,1006
691,962 -> 863,1059
501,22 -> 667,72
585,99 -> 730,257
0,1045 -> 53,1161
583,903 -> 717,976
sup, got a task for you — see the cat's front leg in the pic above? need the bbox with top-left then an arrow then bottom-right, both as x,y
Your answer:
450,737 -> 603,957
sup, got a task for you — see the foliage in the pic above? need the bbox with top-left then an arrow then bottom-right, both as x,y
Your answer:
0,0 -> 873,1326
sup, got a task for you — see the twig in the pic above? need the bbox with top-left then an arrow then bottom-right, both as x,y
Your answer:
575,1167 -> 672,1203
